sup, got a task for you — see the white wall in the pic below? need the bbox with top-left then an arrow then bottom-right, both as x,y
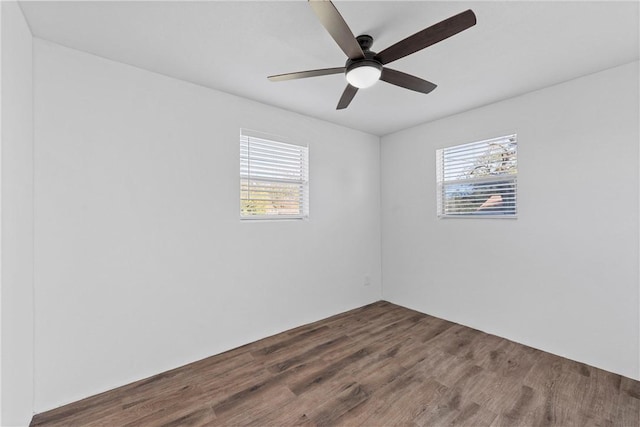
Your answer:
381,61 -> 640,379
33,38 -> 381,412
1,2 -> 34,426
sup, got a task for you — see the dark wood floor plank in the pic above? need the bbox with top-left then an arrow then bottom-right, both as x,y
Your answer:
460,366 -> 527,415
357,376 -> 449,425
305,381 -> 371,425
467,333 -> 540,379
255,369 -> 359,426
290,347 -> 372,396
412,383 -> 496,427
622,376 -> 640,400
31,301 -> 640,427
613,392 -> 640,427
250,325 -> 334,360
418,315 -> 457,343
213,385 -> 296,426
566,368 -> 625,422
265,334 -> 350,375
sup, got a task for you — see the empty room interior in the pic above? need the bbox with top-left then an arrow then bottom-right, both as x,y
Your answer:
2,0 -> 640,426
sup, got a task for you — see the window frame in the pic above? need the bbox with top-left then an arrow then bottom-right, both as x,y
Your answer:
240,129 -> 309,221
436,134 -> 518,219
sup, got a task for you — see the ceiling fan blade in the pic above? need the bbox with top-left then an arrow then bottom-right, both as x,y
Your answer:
380,68 -> 437,94
337,84 -> 358,110
308,0 -> 364,60
268,67 -> 345,82
376,9 -> 476,65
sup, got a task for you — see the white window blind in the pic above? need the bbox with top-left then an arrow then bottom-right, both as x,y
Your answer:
240,130 -> 309,220
436,134 -> 517,218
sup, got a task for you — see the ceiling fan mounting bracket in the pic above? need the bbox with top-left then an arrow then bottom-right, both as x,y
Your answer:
356,34 -> 374,52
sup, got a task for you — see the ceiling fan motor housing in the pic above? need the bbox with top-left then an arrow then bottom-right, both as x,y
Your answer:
345,55 -> 383,74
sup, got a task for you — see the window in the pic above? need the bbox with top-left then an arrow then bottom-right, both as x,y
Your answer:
436,134 -> 517,218
240,130 -> 309,220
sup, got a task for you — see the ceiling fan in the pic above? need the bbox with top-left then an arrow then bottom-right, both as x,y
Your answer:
268,0 -> 476,110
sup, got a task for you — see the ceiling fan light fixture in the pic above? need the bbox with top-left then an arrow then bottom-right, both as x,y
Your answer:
345,60 -> 383,89
268,0 -> 477,109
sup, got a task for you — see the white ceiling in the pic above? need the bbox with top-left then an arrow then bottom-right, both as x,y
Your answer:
20,1 -> 639,136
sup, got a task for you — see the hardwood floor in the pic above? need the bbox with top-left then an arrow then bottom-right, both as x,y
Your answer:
31,301 -> 640,426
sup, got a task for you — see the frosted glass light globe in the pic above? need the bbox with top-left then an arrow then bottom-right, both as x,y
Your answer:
346,63 -> 382,89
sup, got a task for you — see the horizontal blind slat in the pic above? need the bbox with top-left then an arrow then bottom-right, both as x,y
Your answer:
240,147 -> 305,161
